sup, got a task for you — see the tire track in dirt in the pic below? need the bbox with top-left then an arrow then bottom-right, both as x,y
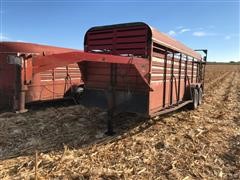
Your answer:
217,70 -> 240,179
204,71 -> 230,91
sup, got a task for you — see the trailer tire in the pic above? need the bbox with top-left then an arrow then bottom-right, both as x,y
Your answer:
72,86 -> 84,104
188,88 -> 199,110
198,88 -> 203,105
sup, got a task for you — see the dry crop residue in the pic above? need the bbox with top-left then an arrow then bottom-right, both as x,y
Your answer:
0,64 -> 239,179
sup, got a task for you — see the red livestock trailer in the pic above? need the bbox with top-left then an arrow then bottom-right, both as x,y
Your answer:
0,42 -> 84,112
1,22 -> 207,135
25,22 -> 207,134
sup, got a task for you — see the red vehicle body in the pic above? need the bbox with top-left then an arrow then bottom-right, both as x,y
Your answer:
83,22 -> 207,119
0,42 -> 84,111
0,22 -> 207,134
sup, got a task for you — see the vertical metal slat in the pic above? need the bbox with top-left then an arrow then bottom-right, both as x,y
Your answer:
177,53 -> 182,103
162,49 -> 167,107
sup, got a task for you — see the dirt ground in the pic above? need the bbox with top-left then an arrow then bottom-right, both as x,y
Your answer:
0,64 -> 239,179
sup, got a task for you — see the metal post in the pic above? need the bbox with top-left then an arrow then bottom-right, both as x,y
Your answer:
202,62 -> 206,91
163,49 -> 167,108
170,52 -> 174,105
184,56 -> 188,99
196,61 -> 199,83
16,58 -> 28,113
177,53 -> 182,103
52,68 -> 55,99
105,63 -> 117,135
191,58 -> 194,83
18,85 -> 28,113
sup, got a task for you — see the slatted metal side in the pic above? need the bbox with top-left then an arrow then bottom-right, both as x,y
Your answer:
27,63 -> 83,101
149,42 -> 199,114
85,25 -> 149,57
84,24 -> 150,90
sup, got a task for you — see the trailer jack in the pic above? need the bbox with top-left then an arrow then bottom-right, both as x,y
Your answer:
105,108 -> 115,136
105,90 -> 116,136
105,63 -> 117,136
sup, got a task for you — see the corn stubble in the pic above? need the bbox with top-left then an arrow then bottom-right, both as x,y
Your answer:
0,64 -> 240,179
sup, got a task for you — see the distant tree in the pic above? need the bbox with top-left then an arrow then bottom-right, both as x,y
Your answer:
229,61 -> 235,63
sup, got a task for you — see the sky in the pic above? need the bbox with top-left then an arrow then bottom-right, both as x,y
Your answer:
0,0 -> 239,62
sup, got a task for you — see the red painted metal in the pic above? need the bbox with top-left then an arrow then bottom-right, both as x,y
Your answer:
18,22 -> 205,118
151,27 -> 202,60
83,22 -> 205,117
0,42 -> 84,111
31,51 -> 150,89
0,22 -> 206,125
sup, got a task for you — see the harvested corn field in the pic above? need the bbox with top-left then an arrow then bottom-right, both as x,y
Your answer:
0,64 -> 240,179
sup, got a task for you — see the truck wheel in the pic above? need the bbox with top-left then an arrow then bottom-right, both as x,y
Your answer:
198,88 -> 203,105
188,88 -> 199,110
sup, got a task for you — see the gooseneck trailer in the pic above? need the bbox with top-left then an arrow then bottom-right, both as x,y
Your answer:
0,22 -> 207,134
0,42 -> 84,112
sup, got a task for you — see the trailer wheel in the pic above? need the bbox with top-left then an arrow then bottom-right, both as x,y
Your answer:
72,86 -> 84,104
188,88 -> 199,110
198,88 -> 203,105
